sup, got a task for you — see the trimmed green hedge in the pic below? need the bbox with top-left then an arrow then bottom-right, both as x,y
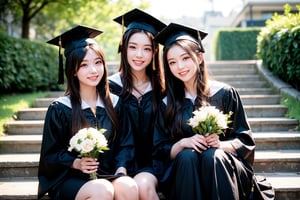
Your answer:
213,28 -> 261,60
0,32 -> 62,93
257,4 -> 300,90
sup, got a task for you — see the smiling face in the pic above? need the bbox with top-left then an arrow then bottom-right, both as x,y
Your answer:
126,32 -> 153,73
75,48 -> 104,90
167,44 -> 202,87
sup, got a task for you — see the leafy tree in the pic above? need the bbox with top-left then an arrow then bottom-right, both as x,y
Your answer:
0,0 -> 149,60
36,0 -> 149,60
0,0 -> 64,39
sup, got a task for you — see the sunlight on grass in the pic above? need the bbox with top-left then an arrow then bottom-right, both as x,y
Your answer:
280,93 -> 300,130
0,92 -> 47,135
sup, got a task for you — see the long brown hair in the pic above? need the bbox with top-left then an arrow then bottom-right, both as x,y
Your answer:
163,39 -> 209,138
64,42 -> 119,138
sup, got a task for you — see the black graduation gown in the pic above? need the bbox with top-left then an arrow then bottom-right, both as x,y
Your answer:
38,94 -> 120,199
109,73 -> 155,175
153,80 -> 256,200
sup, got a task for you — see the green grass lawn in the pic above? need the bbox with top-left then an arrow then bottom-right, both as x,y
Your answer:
0,92 -> 47,135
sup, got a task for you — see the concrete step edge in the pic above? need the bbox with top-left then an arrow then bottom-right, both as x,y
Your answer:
256,172 -> 300,190
1,150 -> 300,165
248,118 -> 299,123
0,172 -> 299,199
32,106 -> 289,112
1,132 -> 300,143
255,150 -> 300,161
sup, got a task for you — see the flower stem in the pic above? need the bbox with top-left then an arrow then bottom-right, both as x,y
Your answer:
90,172 -> 97,180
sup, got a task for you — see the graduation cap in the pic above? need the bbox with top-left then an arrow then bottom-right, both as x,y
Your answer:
113,8 -> 166,36
47,25 -> 103,84
113,8 -> 166,70
154,23 -> 208,52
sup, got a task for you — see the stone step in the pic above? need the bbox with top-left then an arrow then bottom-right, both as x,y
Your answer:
1,131 -> 299,154
45,91 -> 63,98
236,88 -> 274,95
16,104 -> 286,121
4,117 -> 298,135
1,149 -> 299,178
254,150 -> 300,173
254,132 -> 300,150
248,117 -> 299,132
207,60 -> 257,68
17,108 -> 47,120
244,105 -> 287,117
240,95 -> 280,105
4,120 -> 44,135
256,172 -> 300,200
33,94 -> 280,110
1,172 -> 298,200
0,135 -> 42,153
0,153 -> 39,178
34,98 -> 55,108
214,74 -> 261,82
209,67 -> 257,75
0,177 -> 49,200
221,80 -> 268,88
40,88 -> 274,98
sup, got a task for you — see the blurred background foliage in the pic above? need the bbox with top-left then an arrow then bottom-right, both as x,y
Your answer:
0,0 -> 150,61
257,4 -> 300,90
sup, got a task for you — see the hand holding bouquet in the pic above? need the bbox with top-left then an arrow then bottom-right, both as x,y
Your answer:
68,127 -> 109,179
187,106 -> 232,136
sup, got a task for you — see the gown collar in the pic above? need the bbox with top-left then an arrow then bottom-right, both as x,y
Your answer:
109,72 -> 152,94
56,93 -> 119,109
184,80 -> 227,104
208,80 -> 226,97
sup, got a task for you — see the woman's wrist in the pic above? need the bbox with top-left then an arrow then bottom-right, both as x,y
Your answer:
115,167 -> 127,175
71,158 -> 80,170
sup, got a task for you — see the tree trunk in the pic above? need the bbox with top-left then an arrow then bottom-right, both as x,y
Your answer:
21,14 -> 30,39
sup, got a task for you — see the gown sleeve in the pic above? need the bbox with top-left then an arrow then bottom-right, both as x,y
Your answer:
38,102 -> 76,198
209,85 -> 255,165
109,80 -> 136,173
114,101 -> 135,172
152,100 -> 174,178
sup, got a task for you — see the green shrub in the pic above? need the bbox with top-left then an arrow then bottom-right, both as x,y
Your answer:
257,4 -> 300,90
213,27 -> 261,60
0,31 -> 63,93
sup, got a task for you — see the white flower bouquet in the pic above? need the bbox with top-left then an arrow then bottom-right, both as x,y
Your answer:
187,106 -> 232,136
68,127 -> 109,179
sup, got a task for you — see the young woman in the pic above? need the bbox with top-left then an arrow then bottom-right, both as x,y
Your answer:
108,9 -> 166,200
38,25 -> 138,200
153,23 -> 256,200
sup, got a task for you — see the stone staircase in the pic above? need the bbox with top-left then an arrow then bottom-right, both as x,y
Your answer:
1,60 -> 300,199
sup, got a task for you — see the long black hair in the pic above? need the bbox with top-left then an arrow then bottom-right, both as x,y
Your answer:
64,42 -> 119,138
162,39 -> 209,138
118,28 -> 165,113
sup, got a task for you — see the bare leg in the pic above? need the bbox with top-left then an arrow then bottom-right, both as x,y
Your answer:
134,172 -> 159,200
112,176 -> 138,200
75,179 -> 114,200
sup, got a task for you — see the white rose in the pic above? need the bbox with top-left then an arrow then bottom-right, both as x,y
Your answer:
81,138 -> 95,153
216,114 -> 228,129
96,133 -> 108,148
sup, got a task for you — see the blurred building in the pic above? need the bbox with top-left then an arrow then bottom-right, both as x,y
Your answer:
231,0 -> 300,27
203,0 -> 300,60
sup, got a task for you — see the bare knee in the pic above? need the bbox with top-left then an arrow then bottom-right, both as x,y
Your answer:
75,179 -> 114,200
113,176 -> 138,200
134,172 -> 159,200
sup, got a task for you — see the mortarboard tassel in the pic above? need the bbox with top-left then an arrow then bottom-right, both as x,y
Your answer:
58,36 -> 64,84
197,31 -> 205,52
152,54 -> 156,70
118,16 -> 125,53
